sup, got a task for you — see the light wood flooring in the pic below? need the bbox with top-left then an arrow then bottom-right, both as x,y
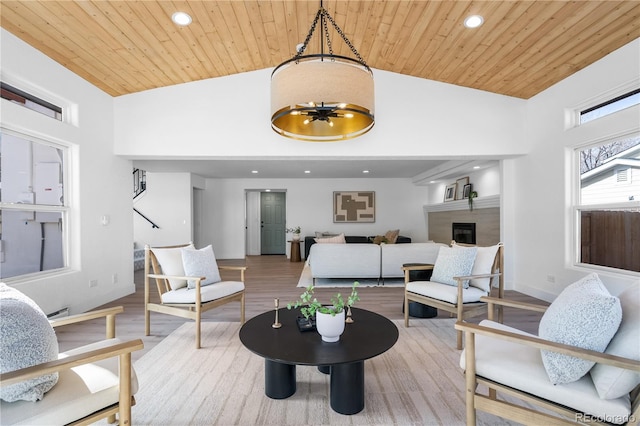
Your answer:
56,255 -> 548,362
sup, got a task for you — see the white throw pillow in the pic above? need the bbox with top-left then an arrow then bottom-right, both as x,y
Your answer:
430,246 -> 477,287
0,283 -> 59,402
539,273 -> 622,385
466,244 -> 500,292
590,285 -> 640,399
151,244 -> 194,290
181,245 -> 222,289
314,233 -> 346,244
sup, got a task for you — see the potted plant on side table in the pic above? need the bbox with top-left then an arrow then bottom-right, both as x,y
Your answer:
287,282 -> 360,342
286,226 -> 302,240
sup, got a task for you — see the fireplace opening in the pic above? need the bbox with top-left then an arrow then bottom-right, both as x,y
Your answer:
452,222 -> 476,244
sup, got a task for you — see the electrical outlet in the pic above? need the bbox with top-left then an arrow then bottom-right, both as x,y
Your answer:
546,275 -> 556,284
112,273 -> 118,284
89,279 -> 98,288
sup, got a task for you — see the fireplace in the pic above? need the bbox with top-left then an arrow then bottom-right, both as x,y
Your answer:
452,223 -> 476,244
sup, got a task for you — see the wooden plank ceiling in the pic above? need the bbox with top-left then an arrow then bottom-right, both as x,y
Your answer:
1,1 -> 639,99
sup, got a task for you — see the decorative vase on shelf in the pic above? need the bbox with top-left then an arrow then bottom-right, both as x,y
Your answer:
292,233 -> 300,241
315,310 -> 346,342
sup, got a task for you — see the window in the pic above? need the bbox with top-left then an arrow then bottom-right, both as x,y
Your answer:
0,131 -> 68,279
1,82 -> 63,121
575,135 -> 640,273
579,89 -> 640,124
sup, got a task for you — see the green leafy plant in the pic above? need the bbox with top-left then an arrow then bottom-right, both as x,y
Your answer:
286,226 -> 301,234
468,190 -> 478,211
287,281 -> 360,319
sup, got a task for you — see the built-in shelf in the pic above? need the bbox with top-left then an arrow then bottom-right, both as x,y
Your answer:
423,195 -> 500,213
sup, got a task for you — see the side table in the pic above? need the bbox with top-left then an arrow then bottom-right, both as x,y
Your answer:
289,240 -> 301,262
402,263 -> 438,318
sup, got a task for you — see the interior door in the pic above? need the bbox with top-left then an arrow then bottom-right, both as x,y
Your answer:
260,192 -> 286,254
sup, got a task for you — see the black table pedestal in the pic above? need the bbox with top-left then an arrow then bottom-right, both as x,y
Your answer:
240,307 -> 398,415
265,360 -> 296,399
330,361 -> 365,414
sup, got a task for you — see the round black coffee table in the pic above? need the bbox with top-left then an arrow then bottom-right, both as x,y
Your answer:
239,307 -> 398,415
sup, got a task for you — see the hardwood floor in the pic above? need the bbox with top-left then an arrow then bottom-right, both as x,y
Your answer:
56,255 -> 548,362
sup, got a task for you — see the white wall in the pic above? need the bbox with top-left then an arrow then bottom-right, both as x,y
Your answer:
202,178 -> 429,259
114,69 -> 527,160
1,29 -> 135,315
133,172 -> 193,248
507,39 -> 640,301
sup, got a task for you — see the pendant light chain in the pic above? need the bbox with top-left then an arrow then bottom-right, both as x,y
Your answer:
322,9 -> 369,70
293,7 -> 369,71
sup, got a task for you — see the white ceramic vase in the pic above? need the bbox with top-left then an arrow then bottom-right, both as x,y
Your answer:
315,309 -> 345,342
292,233 -> 300,240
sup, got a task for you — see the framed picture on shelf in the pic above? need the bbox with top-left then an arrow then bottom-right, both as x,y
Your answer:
444,183 -> 457,202
463,183 -> 472,199
455,177 -> 469,200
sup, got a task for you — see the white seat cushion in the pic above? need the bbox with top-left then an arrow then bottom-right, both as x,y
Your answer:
161,281 -> 244,304
1,338 -> 139,425
590,285 -> 640,399
406,281 -> 486,304
460,320 -> 631,424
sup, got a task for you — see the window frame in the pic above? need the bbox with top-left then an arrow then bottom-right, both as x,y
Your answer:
572,133 -> 640,276
0,128 -> 72,280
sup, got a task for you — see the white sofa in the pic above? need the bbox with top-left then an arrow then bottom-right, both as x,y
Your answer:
308,243 -> 381,279
308,242 -> 446,280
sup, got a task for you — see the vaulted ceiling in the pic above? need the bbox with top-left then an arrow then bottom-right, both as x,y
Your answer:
2,1 -> 639,99
2,1 -> 639,180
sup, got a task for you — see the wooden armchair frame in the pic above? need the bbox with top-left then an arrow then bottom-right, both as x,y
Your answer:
403,242 -> 504,349
455,297 -> 640,426
0,306 -> 143,426
144,243 -> 246,349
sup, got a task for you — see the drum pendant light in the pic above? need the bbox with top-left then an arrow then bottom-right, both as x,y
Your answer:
270,2 -> 374,142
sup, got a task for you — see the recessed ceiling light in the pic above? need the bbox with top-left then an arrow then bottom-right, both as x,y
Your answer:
362,170 -> 370,174
251,170 -> 258,174
473,166 -> 481,169
172,11 -> 192,26
304,170 -> 311,174
464,15 -> 484,29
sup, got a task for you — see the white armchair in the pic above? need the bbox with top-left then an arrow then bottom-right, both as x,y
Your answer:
145,243 -> 246,349
455,275 -> 640,425
403,241 -> 504,349
0,283 -> 143,425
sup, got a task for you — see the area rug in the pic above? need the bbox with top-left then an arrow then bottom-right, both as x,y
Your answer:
297,261 -> 405,288
124,319 -> 521,425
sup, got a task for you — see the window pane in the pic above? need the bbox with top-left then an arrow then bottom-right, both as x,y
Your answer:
0,133 -> 64,205
579,137 -> 640,204
0,209 -> 65,279
1,83 -> 62,121
580,89 -> 640,124
580,209 -> 640,272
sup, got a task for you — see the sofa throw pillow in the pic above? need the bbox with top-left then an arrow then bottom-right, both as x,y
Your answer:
181,245 -> 222,290
430,246 -> 477,287
465,244 -> 500,292
538,273 -> 622,385
152,244 -> 194,290
384,229 -> 400,244
371,235 -> 387,245
590,285 -> 640,399
315,231 -> 337,238
314,233 -> 346,244
0,283 -> 59,402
